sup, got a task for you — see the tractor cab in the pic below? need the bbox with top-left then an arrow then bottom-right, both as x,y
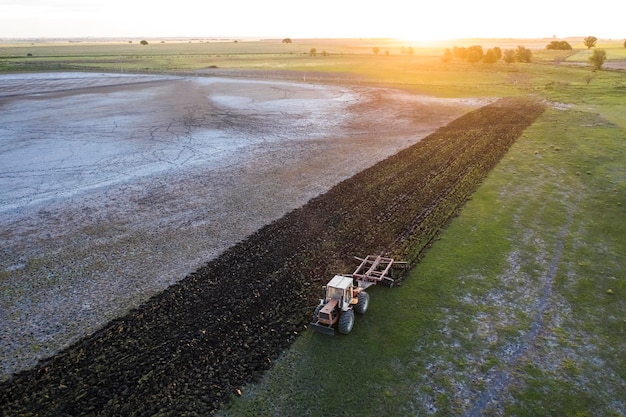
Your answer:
324,275 -> 356,311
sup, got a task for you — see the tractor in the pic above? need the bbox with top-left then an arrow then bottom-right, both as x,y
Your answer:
309,255 -> 405,335
309,275 -> 369,335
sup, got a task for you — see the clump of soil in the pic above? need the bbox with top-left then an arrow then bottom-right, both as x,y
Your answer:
0,97 -> 545,416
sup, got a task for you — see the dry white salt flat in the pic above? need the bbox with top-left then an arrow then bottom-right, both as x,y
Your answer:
0,72 -> 488,380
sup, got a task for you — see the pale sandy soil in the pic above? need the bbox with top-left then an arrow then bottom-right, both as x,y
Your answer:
0,72 -> 489,381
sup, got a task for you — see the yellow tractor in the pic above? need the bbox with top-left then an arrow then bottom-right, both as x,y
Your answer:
309,255 -> 405,335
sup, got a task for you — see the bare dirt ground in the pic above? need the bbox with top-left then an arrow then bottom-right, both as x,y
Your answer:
0,72 -> 488,381
605,61 -> 626,70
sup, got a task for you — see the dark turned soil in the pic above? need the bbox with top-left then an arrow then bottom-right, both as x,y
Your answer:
0,97 -> 546,417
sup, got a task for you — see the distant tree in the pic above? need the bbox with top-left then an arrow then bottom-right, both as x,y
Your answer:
515,45 -> 532,63
483,49 -> 498,64
140,40 -> 148,45
441,48 -> 453,63
407,46 -> 414,55
503,49 -> 516,64
493,46 -> 502,60
373,47 -> 380,55
453,46 -> 467,60
309,48 -> 317,56
385,49 -> 390,56
282,38 -> 292,44
467,50 -> 481,64
321,50 -> 328,56
467,45 -> 484,60
546,40 -> 572,50
623,40 -> 626,48
584,36 -> 598,49
588,48 -> 607,70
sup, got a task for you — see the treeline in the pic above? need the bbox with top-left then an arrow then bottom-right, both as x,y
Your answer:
442,45 -> 533,64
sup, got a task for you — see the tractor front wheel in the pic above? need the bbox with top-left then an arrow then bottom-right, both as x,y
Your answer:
355,291 -> 369,314
313,304 -> 323,322
338,309 -> 355,334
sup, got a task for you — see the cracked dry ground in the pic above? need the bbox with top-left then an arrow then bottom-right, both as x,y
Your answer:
2,75 -> 483,381
0,97 -> 546,416
2,75 -> 486,381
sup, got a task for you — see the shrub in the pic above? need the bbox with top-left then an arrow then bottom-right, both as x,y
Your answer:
503,49 -> 516,64
588,49 -> 607,70
515,46 -> 532,63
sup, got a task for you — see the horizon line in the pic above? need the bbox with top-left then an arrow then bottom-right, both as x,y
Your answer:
0,35 -> 615,42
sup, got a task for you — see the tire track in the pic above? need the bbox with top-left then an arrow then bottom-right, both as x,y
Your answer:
467,200 -> 578,417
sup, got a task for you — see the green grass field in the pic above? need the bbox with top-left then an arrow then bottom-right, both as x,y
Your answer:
2,38 -> 624,415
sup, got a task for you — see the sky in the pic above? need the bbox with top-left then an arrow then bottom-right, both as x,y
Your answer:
0,0 -> 624,40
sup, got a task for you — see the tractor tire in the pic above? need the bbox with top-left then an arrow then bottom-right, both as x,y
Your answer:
355,291 -> 370,314
338,309 -> 355,334
313,304 -> 323,322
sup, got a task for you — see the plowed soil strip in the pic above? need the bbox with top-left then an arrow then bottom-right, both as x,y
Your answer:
0,97 -> 545,416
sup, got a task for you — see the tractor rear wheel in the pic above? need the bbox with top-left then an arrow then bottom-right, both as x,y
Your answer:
355,291 -> 369,314
338,309 -> 355,334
